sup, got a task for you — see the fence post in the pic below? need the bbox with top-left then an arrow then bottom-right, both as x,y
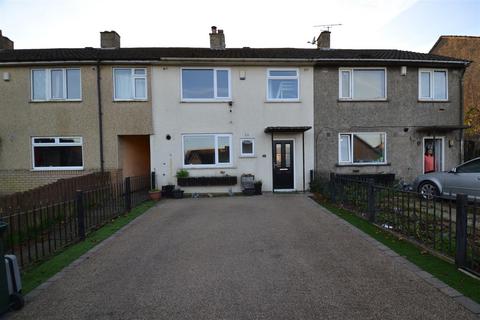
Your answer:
330,172 -> 336,203
76,190 -> 85,241
151,171 -> 156,190
125,177 -> 131,212
455,193 -> 468,268
367,178 -> 376,222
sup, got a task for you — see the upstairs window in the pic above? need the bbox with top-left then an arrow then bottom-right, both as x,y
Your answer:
339,68 -> 386,100
267,69 -> 299,101
339,133 -> 386,165
419,69 -> 447,101
113,68 -> 147,101
31,69 -> 81,101
32,137 -> 83,170
181,68 -> 231,101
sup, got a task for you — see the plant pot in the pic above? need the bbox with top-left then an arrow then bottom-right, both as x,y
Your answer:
172,189 -> 184,199
162,184 -> 175,198
254,184 -> 262,195
149,190 -> 162,201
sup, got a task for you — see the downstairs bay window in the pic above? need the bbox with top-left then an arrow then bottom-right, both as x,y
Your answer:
32,137 -> 83,170
183,134 -> 232,167
339,133 -> 386,165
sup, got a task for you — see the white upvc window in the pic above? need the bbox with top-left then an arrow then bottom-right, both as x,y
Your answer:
113,68 -> 148,101
339,68 -> 387,100
181,68 -> 231,101
182,134 -> 233,167
31,68 -> 82,101
267,69 -> 299,101
32,137 -> 83,170
418,68 -> 448,101
338,132 -> 387,165
240,138 -> 255,157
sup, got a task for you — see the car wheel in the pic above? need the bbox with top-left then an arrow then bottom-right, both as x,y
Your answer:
419,181 -> 439,200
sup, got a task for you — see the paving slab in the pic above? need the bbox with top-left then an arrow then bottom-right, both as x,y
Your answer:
8,194 -> 478,319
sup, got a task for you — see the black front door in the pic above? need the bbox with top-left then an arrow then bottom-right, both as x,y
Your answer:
273,140 -> 294,190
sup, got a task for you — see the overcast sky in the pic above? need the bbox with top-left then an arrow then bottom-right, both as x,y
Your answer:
0,0 -> 478,52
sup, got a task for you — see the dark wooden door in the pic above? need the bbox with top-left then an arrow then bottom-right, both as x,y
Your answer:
273,140 -> 294,190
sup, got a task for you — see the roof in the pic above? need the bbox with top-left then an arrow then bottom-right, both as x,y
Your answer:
0,47 -> 469,66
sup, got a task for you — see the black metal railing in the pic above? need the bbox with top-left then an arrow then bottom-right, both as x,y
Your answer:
313,172 -> 480,277
1,174 -> 150,269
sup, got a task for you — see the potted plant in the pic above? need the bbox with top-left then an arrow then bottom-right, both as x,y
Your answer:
149,189 -> 162,201
254,180 -> 262,195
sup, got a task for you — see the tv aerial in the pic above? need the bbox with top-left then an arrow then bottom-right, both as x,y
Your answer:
308,24 -> 342,45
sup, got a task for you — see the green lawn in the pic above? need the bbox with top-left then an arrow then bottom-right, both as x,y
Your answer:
313,196 -> 480,304
21,201 -> 156,294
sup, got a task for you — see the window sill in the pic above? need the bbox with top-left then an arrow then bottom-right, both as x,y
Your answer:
417,100 -> 450,103
265,100 -> 301,103
32,167 -> 84,171
239,155 -> 256,158
337,99 -> 389,103
181,99 -> 232,103
30,100 -> 83,103
336,163 -> 391,167
113,99 -> 148,102
183,166 -> 236,170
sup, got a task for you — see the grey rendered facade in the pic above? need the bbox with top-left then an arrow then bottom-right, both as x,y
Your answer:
314,64 -> 465,182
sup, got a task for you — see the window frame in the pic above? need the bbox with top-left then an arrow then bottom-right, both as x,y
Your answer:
30,68 -> 82,102
182,133 -> 233,168
180,67 -> 232,102
112,68 -> 148,101
31,136 -> 84,171
338,67 -> 387,101
266,68 -> 300,102
338,132 -> 387,165
418,68 -> 448,101
240,138 -> 255,157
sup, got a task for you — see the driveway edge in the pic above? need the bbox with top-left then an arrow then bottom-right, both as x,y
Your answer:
22,203 -> 159,304
309,198 -> 480,317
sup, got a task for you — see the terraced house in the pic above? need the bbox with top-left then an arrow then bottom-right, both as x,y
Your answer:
0,28 -> 468,194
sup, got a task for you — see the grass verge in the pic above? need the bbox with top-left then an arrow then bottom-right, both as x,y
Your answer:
312,196 -> 480,304
21,200 -> 156,294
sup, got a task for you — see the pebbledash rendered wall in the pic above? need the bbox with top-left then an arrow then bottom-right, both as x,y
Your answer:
0,64 -> 153,194
150,65 -> 315,193
314,65 -> 463,182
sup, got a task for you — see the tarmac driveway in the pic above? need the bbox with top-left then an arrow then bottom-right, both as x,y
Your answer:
9,194 -> 477,319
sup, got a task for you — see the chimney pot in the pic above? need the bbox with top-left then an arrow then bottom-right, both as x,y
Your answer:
100,30 -> 120,48
316,30 -> 330,49
209,26 -> 225,50
0,30 -> 14,50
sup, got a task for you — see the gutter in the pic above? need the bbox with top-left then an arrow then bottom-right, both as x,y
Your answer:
0,58 -> 470,66
96,60 -> 105,172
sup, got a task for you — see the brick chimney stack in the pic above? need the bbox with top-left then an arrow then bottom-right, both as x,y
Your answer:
100,31 -> 120,48
209,26 -> 226,50
316,30 -> 330,49
0,30 -> 14,50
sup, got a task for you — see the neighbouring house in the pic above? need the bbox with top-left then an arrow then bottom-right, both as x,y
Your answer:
0,27 -> 468,193
314,30 -> 469,182
429,35 -> 480,160
0,31 -> 152,194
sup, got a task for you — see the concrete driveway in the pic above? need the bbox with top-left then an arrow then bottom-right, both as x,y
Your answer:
9,194 -> 477,319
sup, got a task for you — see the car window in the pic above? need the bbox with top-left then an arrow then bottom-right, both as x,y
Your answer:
456,159 -> 480,173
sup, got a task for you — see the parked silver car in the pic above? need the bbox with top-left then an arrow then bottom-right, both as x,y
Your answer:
412,157 -> 480,199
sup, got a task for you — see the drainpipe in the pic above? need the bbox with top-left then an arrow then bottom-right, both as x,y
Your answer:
459,67 -> 466,163
96,60 -> 105,172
